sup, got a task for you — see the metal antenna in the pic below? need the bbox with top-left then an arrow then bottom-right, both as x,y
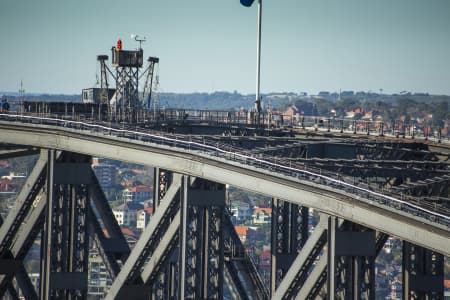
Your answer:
19,79 -> 25,114
132,34 -> 146,50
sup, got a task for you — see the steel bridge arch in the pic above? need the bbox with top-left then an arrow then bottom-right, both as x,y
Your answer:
0,120 -> 448,255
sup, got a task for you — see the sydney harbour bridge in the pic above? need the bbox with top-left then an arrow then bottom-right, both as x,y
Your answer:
0,43 -> 449,300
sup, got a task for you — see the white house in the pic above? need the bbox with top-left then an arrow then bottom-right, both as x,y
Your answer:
136,207 -> 153,230
112,202 -> 143,227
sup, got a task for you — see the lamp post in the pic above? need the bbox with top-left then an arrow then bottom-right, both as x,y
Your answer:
241,0 -> 262,125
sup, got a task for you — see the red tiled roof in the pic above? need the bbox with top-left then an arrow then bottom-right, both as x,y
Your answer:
131,168 -> 145,174
254,207 -> 272,215
445,279 -> 450,289
129,185 -> 152,193
234,226 -> 248,236
120,180 -> 134,187
144,207 -> 154,214
121,228 -> 135,237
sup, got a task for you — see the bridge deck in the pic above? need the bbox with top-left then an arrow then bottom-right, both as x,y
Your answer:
0,114 -> 448,255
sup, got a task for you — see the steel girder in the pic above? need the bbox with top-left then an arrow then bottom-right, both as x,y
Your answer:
0,151 -> 47,256
40,151 -> 92,300
403,242 -> 444,299
0,216 -> 38,300
223,266 -> 245,300
223,211 -> 269,300
353,141 -> 437,161
249,141 -> 438,161
1,122 -> 448,254
150,168 -> 177,299
0,150 -> 49,299
327,221 -> 377,300
272,216 -> 327,299
0,194 -> 46,297
391,175 -> 450,198
179,177 -> 226,299
301,159 -> 449,181
87,206 -> 122,279
89,172 -> 130,262
106,174 -> 182,299
270,199 -> 309,295
0,150 -> 132,299
294,218 -> 388,300
87,168 -> 131,282
0,147 -> 40,159
153,167 -> 172,210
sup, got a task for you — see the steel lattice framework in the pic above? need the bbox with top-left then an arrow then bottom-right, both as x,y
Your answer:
0,113 -> 448,299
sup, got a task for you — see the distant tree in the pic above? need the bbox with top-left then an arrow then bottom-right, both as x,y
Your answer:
396,98 -> 417,116
431,100 -> 449,126
110,198 -> 124,208
335,98 -> 361,116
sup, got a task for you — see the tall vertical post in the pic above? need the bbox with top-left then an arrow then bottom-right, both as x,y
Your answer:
40,149 -> 55,300
179,175 -> 189,300
271,199 -> 309,295
403,242 -> 444,299
179,178 -> 226,299
327,219 -> 376,300
327,216 -> 337,300
39,152 -> 92,300
255,0 -> 262,124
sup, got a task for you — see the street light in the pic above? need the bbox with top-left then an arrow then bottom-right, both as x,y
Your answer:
241,0 -> 262,125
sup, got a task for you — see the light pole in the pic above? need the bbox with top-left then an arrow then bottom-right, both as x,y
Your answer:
241,0 -> 262,125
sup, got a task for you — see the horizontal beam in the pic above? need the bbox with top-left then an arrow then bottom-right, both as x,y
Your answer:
0,148 -> 40,159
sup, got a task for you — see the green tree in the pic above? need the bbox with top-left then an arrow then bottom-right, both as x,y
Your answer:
431,100 -> 449,126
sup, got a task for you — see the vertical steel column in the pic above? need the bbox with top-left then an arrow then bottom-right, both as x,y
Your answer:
352,255 -> 376,300
153,249 -> 179,300
39,152 -> 92,300
179,178 -> 226,299
153,167 -> 172,210
179,175 -> 189,300
327,216 -> 337,300
40,149 -> 55,300
327,220 -> 376,300
403,241 -> 444,299
270,199 -> 308,295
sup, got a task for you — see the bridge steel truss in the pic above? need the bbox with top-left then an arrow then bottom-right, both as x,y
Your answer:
0,119 -> 448,299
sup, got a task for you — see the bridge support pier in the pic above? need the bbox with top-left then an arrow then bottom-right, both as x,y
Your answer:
403,241 -> 444,299
270,198 -> 309,295
180,177 -> 226,299
40,151 -> 92,300
327,217 -> 376,300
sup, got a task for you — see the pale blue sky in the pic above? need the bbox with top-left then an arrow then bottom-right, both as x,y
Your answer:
1,0 -> 449,95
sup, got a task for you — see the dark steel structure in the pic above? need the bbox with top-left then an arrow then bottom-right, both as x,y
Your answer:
0,111 -> 448,299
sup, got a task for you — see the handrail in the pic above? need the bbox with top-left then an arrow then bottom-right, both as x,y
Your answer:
0,113 -> 449,229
